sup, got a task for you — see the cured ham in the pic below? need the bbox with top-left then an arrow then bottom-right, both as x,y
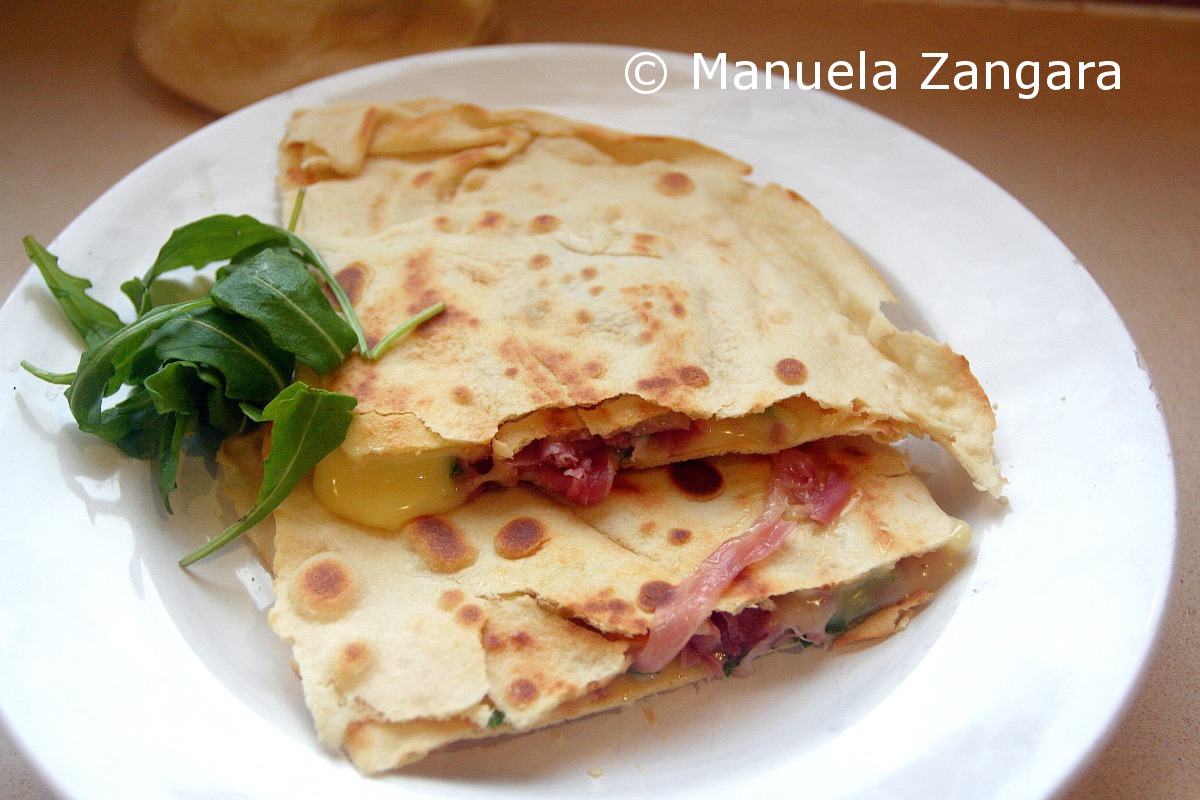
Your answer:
509,437 -> 619,507
632,446 -> 854,674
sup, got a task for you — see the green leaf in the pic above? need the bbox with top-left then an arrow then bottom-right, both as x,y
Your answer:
144,360 -> 205,416
155,411 -> 192,513
92,386 -> 163,459
20,361 -> 74,384
211,247 -> 356,373
239,402 -> 265,423
66,297 -> 213,436
131,214 -> 303,313
131,306 -> 294,404
179,382 -> 356,566
205,388 -> 252,437
23,236 -> 125,348
131,212 -> 379,360
144,361 -> 209,510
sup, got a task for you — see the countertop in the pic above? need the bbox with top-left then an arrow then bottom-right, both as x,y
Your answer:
1,1 -> 1196,797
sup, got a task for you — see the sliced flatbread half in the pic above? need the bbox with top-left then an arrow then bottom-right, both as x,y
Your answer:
277,100 -> 1002,533
220,434 -> 971,774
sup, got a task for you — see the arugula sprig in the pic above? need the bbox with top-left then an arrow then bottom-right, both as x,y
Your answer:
22,206 -> 443,566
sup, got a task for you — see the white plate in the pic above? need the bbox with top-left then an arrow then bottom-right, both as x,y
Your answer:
0,44 -> 1174,800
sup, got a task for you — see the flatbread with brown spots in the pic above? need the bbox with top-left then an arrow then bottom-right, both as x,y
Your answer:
279,99 -> 1002,535
236,102 -> 998,772
220,433 -> 971,773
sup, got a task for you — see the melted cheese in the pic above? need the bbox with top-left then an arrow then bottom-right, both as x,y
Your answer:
309,397 -> 896,528
312,447 -> 465,530
628,397 -> 879,467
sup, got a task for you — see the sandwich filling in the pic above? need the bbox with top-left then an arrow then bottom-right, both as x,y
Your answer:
312,394 -> 885,528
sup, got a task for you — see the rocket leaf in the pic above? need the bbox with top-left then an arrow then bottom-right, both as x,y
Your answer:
178,382 -> 356,566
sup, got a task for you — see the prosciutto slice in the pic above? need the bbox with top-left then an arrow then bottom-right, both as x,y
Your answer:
469,436 -> 620,507
631,447 -> 853,674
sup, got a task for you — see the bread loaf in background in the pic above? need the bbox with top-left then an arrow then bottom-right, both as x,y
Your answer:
133,0 -> 506,114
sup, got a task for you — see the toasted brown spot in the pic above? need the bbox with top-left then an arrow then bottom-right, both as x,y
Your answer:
678,365 -> 710,388
433,215 -> 455,232
451,386 -> 473,405
439,589 -> 465,610
404,287 -> 439,318
670,302 -> 687,318
408,516 -> 478,573
285,165 -> 315,186
481,627 -> 536,654
503,366 -> 519,377
636,376 -> 676,393
637,580 -> 676,612
332,641 -> 374,689
474,210 -> 505,230
775,358 -> 808,385
583,595 -> 635,621
589,285 -> 605,296
301,558 -> 349,600
580,266 -> 598,280
292,554 -> 359,621
342,641 -> 368,663
575,309 -> 593,325
332,262 -> 367,307
656,171 -> 695,196
528,253 -> 551,270
527,214 -> 561,234
527,343 -> 605,403
639,520 -> 658,534
583,360 -> 605,379
494,517 -> 549,560
632,232 -> 660,254
668,460 -> 724,498
506,677 -> 540,705
668,527 -> 692,545
412,169 -> 435,187
456,603 -> 484,625
403,249 -> 432,297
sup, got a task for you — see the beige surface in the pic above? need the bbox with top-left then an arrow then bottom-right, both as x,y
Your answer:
1,1 -> 1196,797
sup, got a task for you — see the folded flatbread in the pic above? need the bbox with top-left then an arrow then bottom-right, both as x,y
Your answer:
226,100 -> 1002,773
221,433 -> 971,774
278,99 -> 1002,533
